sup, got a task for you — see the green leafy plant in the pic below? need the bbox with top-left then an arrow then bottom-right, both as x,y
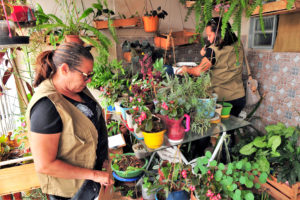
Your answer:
193,151 -> 268,200
35,0 -> 116,52
269,126 -> 300,185
239,122 -> 295,174
106,120 -> 121,136
144,6 -> 168,19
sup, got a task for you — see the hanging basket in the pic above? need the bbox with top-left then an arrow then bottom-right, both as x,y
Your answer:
142,16 -> 159,32
154,30 -> 197,50
93,17 -> 141,29
64,35 -> 84,45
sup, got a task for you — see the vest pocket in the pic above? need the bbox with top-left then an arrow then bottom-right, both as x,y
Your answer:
74,134 -> 86,144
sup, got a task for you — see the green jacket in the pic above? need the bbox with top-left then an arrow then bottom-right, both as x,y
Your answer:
210,43 -> 245,101
26,79 -> 101,197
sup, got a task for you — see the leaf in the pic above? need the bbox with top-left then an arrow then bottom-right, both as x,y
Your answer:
253,136 -> 267,148
257,156 -> 270,173
218,163 -> 225,170
210,160 -> 217,167
236,161 -> 243,169
229,183 -> 237,192
79,8 -> 94,21
259,172 -> 268,184
239,176 -> 246,184
245,192 -> 254,200
245,162 -> 252,171
268,136 -> 281,152
205,151 -> 212,158
215,170 -> 223,181
245,179 -> 254,188
240,143 -> 257,155
233,189 -> 242,200
255,183 -> 261,189
202,157 -> 208,165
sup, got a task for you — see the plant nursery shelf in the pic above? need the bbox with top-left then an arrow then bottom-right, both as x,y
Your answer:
93,17 -> 141,30
251,0 -> 300,16
254,175 -> 300,200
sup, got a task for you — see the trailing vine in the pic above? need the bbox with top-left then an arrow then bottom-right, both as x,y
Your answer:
179,0 -> 296,48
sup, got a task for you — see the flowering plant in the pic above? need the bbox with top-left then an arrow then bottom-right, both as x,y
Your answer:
193,151 -> 268,200
131,106 -> 164,132
149,160 -> 198,199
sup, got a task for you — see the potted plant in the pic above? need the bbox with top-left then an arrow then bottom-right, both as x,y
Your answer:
143,6 -> 168,32
34,0 -> 116,51
131,106 -> 166,149
141,175 -> 156,200
149,160 -> 194,200
111,153 -> 148,178
239,122 -> 300,199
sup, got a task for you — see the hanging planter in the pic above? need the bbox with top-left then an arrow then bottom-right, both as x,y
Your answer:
142,16 -> 159,32
154,30 -> 197,50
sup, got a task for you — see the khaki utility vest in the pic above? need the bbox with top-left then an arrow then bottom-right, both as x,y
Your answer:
210,43 -> 245,101
26,79 -> 100,197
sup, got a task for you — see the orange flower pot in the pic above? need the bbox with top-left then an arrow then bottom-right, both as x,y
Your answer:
142,16 -> 159,32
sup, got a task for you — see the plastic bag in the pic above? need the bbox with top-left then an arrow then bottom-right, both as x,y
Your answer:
246,78 -> 261,106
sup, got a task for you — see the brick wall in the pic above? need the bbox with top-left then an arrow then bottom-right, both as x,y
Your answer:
246,50 -> 300,130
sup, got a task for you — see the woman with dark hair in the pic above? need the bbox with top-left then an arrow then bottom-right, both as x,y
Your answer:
179,17 -> 245,118
26,42 -> 113,200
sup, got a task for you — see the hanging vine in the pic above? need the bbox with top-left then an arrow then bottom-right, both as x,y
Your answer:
179,0 -> 296,47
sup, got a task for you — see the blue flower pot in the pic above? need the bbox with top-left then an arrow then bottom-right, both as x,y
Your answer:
197,94 -> 217,119
155,189 -> 189,200
120,104 -> 131,121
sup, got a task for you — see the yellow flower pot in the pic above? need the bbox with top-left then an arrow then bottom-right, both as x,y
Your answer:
142,129 -> 166,149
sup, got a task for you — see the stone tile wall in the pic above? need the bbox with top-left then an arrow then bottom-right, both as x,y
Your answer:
246,50 -> 300,130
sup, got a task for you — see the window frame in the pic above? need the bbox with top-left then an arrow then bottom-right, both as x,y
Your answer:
248,15 -> 278,49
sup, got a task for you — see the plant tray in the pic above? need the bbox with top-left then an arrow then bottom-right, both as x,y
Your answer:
154,30 -> 197,50
0,163 -> 40,195
251,0 -> 300,16
93,17 -> 141,29
254,175 -> 300,200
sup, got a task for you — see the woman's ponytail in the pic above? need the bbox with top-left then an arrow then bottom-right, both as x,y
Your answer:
33,50 -> 56,87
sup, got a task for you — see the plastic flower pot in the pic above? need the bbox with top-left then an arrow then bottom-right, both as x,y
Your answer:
132,143 -> 149,159
142,129 -> 166,149
221,102 -> 233,118
142,186 -> 156,200
197,94 -> 217,119
125,111 -> 134,131
142,16 -> 159,32
111,153 -> 148,178
155,189 -> 189,200
120,104 -> 131,121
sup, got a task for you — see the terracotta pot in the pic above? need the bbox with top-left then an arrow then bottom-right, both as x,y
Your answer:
64,35 -> 84,45
161,114 -> 190,144
142,16 -> 159,32
123,52 -> 131,62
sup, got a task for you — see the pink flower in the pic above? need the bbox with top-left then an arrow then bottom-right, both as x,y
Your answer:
162,102 -> 168,110
100,87 -> 104,91
181,170 -> 187,178
208,170 -> 211,174
129,97 -> 133,102
189,185 -> 195,192
140,112 -> 147,121
138,98 -> 141,102
21,122 -> 26,127
217,194 -> 221,200
206,190 -> 214,197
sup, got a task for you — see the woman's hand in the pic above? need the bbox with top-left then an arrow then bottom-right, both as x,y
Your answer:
93,170 -> 114,186
200,47 -> 206,56
178,66 -> 188,75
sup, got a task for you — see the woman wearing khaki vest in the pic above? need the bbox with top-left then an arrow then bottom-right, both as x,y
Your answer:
179,17 -> 245,147
26,43 -> 113,199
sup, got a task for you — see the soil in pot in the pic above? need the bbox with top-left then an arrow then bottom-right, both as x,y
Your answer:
116,155 -> 145,171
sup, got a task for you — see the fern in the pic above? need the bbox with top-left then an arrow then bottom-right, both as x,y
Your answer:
221,0 -> 238,39
204,0 -> 213,24
286,0 -> 295,10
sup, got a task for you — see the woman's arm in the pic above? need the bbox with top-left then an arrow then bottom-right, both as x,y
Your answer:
179,56 -> 212,76
30,132 -> 113,185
